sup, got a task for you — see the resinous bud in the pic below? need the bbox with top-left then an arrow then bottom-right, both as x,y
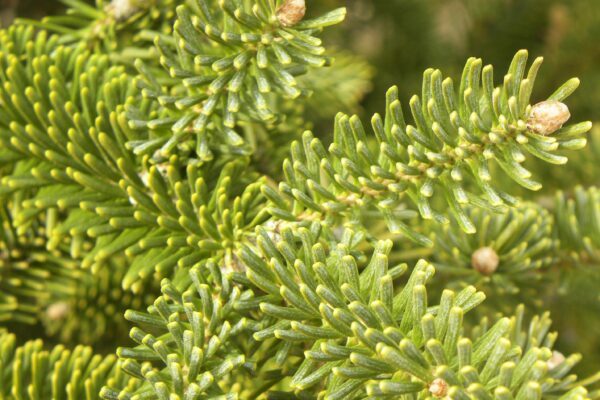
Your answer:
429,378 -> 448,398
527,100 -> 570,136
277,0 -> 306,27
107,0 -> 139,21
547,351 -> 566,370
471,246 -> 499,275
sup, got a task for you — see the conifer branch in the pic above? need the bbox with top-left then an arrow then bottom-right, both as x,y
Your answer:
237,226 -> 591,398
101,263 -> 268,399
0,330 -> 140,399
0,26 -> 269,289
0,199 -> 78,324
127,0 -> 346,161
17,0 -> 178,52
431,202 -> 557,303
264,50 -> 592,246
554,185 -> 600,264
1,4 -> 600,399
105,224 -> 596,399
424,186 -> 600,304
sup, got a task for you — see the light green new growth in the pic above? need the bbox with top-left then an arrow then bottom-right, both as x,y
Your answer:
19,0 -> 178,52
264,51 -> 591,246
0,330 -> 140,399
101,225 -> 595,399
127,0 -> 346,161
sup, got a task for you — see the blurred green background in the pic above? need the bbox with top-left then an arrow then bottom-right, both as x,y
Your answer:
2,0 -> 600,375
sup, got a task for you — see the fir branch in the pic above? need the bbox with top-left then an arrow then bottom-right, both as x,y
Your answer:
0,26 -> 269,288
0,330 -> 140,399
126,0 -> 346,161
554,185 -> 600,264
101,263 -> 267,399
0,199 -> 77,324
17,0 -> 179,53
1,4 -> 600,400
237,226 -> 592,399
102,222 -> 600,399
431,202 -> 557,305
263,50 -> 592,246
427,186 -> 600,304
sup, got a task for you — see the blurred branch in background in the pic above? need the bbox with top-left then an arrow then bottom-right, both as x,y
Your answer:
0,0 -> 62,27
0,0 -> 18,27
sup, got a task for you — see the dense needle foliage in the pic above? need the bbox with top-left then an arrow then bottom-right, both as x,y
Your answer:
1,1 -> 600,399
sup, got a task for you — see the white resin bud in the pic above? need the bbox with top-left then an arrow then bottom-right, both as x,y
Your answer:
429,378 -> 448,398
471,247 -> 499,275
47,302 -> 70,320
277,0 -> 306,27
527,100 -> 570,136
109,0 -> 139,21
547,351 -> 566,370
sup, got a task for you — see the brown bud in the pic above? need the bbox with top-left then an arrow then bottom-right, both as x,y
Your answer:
277,0 -> 306,27
471,247 -> 499,275
47,302 -> 70,320
527,100 -> 570,136
547,351 -> 566,370
429,378 -> 448,398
